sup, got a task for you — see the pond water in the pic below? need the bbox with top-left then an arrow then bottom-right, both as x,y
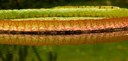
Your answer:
0,31 -> 128,61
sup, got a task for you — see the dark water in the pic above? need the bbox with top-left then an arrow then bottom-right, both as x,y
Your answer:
0,31 -> 128,61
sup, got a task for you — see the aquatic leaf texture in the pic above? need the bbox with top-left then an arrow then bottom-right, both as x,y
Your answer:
0,8 -> 128,19
0,7 -> 128,45
0,17 -> 127,34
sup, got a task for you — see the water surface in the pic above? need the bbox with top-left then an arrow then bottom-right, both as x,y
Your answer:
0,31 -> 128,61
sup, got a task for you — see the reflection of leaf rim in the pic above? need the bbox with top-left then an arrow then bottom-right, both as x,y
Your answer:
0,30 -> 127,46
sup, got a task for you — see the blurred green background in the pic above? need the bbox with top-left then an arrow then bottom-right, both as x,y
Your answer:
1,41 -> 128,61
0,0 -> 128,9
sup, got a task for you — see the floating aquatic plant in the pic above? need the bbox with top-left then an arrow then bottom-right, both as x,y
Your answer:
0,6 -> 128,45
